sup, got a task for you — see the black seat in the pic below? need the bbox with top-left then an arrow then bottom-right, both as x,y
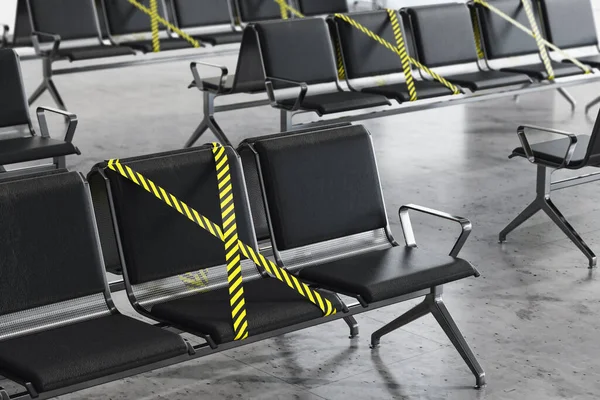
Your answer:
475,0 -> 587,80
0,171 -> 188,395
254,18 -> 390,115
102,0 -> 192,52
333,11 -> 453,103
0,49 -> 79,171
538,0 -> 600,68
91,146 -> 342,346
235,0 -> 283,23
511,135 -> 590,169
244,124 -> 485,387
297,0 -> 348,16
404,4 -> 532,91
299,247 -> 475,304
170,0 -> 242,46
27,0 -> 136,61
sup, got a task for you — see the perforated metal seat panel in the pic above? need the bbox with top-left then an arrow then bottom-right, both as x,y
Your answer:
361,80 -> 453,102
0,136 -> 79,165
44,45 -> 136,61
298,246 -> 477,304
194,31 -> 243,46
277,91 -> 390,115
511,135 -> 591,169
120,38 -> 194,53
447,70 -> 531,91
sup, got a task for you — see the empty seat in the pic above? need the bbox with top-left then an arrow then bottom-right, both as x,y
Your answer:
243,124 -> 485,387
475,0 -> 585,80
0,49 -> 79,172
297,0 -> 348,16
403,3 -> 532,90
170,0 -> 242,46
254,18 -> 390,116
235,0 -> 283,23
333,10 -> 453,102
0,171 -> 188,395
91,146 -> 341,346
539,0 -> 600,68
27,0 -> 136,61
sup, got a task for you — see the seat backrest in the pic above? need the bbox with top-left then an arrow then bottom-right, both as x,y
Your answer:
476,0 -> 542,60
254,18 -> 338,87
583,109 -> 600,166
404,3 -> 479,68
102,0 -> 168,36
236,0 -> 282,23
297,0 -> 348,16
0,49 -> 30,129
539,0 -> 598,49
250,125 -> 392,269
0,171 -> 110,340
334,11 -> 402,79
99,147 -> 260,306
171,0 -> 233,29
229,26 -> 268,93
13,0 -> 33,47
27,0 -> 102,42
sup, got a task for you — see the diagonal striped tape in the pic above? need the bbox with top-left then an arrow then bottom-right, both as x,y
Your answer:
273,0 -> 305,18
520,0 -> 554,80
212,143 -> 248,340
106,156 -> 337,320
387,9 -> 417,101
334,13 -> 461,95
149,0 -> 160,52
470,8 -> 485,60
126,0 -> 201,48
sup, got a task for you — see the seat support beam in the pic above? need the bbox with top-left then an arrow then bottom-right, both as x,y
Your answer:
499,165 -> 597,267
370,286 -> 486,389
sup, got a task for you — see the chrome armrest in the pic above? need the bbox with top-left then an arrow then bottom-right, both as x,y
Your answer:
265,76 -> 308,111
399,204 -> 472,258
36,106 -> 78,142
189,61 -> 228,92
517,124 -> 578,168
31,31 -> 61,57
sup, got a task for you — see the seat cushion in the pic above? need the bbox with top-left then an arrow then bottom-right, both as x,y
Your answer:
567,54 -> 600,68
151,277 -> 342,344
0,136 -> 78,165
121,38 -> 194,53
501,61 -> 584,80
46,45 -> 136,61
200,76 -> 235,93
194,31 -> 243,46
298,246 -> 477,304
361,80 -> 454,102
447,70 -> 532,91
278,91 -> 390,115
511,135 -> 590,169
0,314 -> 188,393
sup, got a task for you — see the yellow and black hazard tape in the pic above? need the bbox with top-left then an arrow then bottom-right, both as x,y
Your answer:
106,152 -> 337,335
520,0 -> 554,80
470,8 -> 485,60
472,0 -> 591,75
387,9 -> 417,101
273,0 -> 305,19
179,269 -> 209,289
149,0 -> 160,52
334,13 -> 461,95
126,0 -> 201,49
212,143 -> 249,340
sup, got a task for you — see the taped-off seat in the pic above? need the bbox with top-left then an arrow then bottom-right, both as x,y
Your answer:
170,0 -> 242,46
0,171 -> 188,395
93,147 -> 341,346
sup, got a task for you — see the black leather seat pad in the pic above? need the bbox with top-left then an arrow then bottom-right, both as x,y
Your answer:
298,246 -> 477,304
447,70 -> 531,91
512,135 -> 590,169
0,315 -> 187,393
194,31 -> 243,46
44,45 -> 136,61
502,61 -> 584,80
278,91 -> 390,115
151,277 -> 342,344
121,38 -> 194,53
361,80 -> 453,102
0,136 -> 78,165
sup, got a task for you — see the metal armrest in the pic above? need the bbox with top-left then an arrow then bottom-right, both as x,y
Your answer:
31,30 -> 61,57
399,204 -> 472,258
36,106 -> 78,143
190,61 -> 228,92
516,124 -> 578,168
265,76 -> 308,111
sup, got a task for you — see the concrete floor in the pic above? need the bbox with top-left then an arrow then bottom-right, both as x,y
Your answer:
6,49 -> 600,399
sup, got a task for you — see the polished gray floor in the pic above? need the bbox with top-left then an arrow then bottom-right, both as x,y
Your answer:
8,53 -> 600,399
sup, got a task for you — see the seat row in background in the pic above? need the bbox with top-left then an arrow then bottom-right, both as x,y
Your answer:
3,0 -> 351,110
0,122 -> 485,399
186,0 -> 600,146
